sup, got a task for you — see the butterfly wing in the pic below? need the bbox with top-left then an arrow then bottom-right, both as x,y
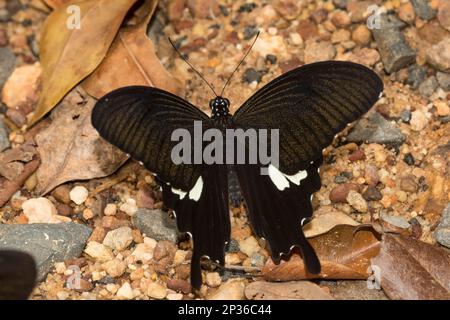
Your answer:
92,86 -> 230,289
232,61 -> 383,273
0,250 -> 36,300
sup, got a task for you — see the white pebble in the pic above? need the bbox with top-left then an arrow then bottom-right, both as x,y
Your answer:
84,241 -> 115,262
116,282 -> 134,300
120,198 -> 138,216
69,186 -> 89,205
103,227 -> 133,251
104,203 -> 117,216
22,197 -> 59,224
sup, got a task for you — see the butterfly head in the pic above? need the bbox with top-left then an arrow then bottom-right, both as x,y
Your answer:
210,97 -> 230,118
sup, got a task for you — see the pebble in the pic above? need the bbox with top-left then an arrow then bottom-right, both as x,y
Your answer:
0,47 -> 16,89
132,209 -> 178,242
136,187 -> 155,209
104,203 -> 117,216
329,183 -> 360,203
407,65 -> 427,90
21,197 -> 63,224
131,239 -> 157,262
331,10 -> 351,27
238,236 -> 260,257
166,293 -> 183,300
362,186 -> 383,201
120,198 -> 138,216
69,186 -> 88,205
289,32 -> 303,46
351,24 -> 371,46
438,0 -> 450,32
243,25 -> 259,40
346,190 -> 368,213
434,203 -> 450,248
380,213 -> 411,229
331,29 -> 351,44
297,19 -> 319,41
400,175 -> 419,193
250,252 -> 265,267
334,171 -> 352,184
101,259 -> 126,278
103,227 -> 133,251
346,0 -> 371,23
243,68 -> 262,84
206,272 -> 222,287
145,282 -> 167,299
411,0 -> 436,21
167,278 -> 191,294
153,240 -> 177,261
372,27 -> 416,73
333,0 -> 347,9
51,185 -> 72,204
435,100 -> 450,116
273,0 -> 302,20
410,109 -> 428,131
84,241 -> 115,262
364,164 -> 379,186
347,112 -> 405,147
207,279 -> 246,300
418,76 -> 438,97
116,282 -> 134,300
0,116 -> 10,152
0,223 -> 92,280
304,40 -> 336,64
265,54 -> 277,64
348,149 -> 366,162
403,153 -> 415,166
426,39 -> 450,72
398,2 -> 416,23
436,72 -> 450,91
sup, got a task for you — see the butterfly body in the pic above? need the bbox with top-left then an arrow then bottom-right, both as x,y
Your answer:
92,60 -> 383,289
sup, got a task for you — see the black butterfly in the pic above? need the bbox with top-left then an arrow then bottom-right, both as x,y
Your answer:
92,58 -> 383,289
0,250 -> 37,300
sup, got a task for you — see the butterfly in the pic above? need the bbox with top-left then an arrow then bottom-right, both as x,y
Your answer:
92,39 -> 383,289
0,250 -> 37,300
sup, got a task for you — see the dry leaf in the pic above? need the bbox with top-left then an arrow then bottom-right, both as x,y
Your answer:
82,0 -> 183,98
35,89 -> 128,194
43,0 -> 77,9
372,234 -> 450,300
263,225 -> 381,281
0,144 -> 37,181
245,281 -> 334,300
31,0 -> 139,125
304,206 -> 359,238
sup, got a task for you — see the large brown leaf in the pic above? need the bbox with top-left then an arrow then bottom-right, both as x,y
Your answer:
263,225 -> 381,281
372,234 -> 450,300
245,281 -> 334,300
31,0 -> 139,126
82,0 -> 183,98
35,89 -> 128,194
43,0 -> 77,9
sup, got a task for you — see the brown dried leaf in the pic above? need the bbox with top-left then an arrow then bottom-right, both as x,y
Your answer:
82,0 -> 183,98
35,89 -> 128,194
304,206 -> 359,238
245,281 -> 334,300
31,0 -> 139,126
263,225 -> 381,281
43,0 -> 77,9
0,144 -> 37,181
372,234 -> 450,300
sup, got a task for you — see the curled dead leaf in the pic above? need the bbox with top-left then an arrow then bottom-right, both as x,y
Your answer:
304,206 -> 359,238
372,234 -> 450,300
43,0 -> 77,9
82,0 -> 183,98
263,224 -> 381,281
245,281 -> 334,300
35,89 -> 128,194
31,0 -> 139,126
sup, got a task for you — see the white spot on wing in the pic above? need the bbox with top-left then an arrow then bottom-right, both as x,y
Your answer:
284,170 -> 307,185
268,164 -> 289,191
171,188 -> 187,200
188,176 -> 203,201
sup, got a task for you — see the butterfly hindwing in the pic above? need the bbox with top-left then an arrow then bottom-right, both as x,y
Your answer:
233,61 -> 384,174
92,86 -> 211,191
0,250 -> 36,300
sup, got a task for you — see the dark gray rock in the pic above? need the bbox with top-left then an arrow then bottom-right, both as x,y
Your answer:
243,25 -> 258,40
434,203 -> 450,248
407,65 -> 427,89
0,223 -> 92,281
362,186 -> 382,201
0,47 -> 16,89
373,28 -> 416,73
403,152 -> 415,166
132,209 -> 178,242
333,0 -> 347,9
0,115 -> 10,152
411,0 -> 436,21
243,68 -> 262,84
418,76 -> 438,97
399,109 -> 412,123
379,13 -> 407,30
436,72 -> 450,91
334,171 -> 352,184
226,239 -> 240,253
347,112 -> 406,147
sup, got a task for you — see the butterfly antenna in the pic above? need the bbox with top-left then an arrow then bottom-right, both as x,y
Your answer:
220,31 -> 260,97
168,37 -> 219,97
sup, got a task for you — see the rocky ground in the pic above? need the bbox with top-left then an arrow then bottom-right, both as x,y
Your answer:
0,0 -> 449,300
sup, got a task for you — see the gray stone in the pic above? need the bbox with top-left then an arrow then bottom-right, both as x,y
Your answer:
380,213 -> 411,229
436,72 -> 450,91
373,28 -> 416,73
0,47 -> 16,89
0,115 -> 10,152
347,112 -> 406,147
379,13 -> 407,30
407,64 -> 427,89
0,223 -> 92,281
226,239 -> 240,253
333,0 -> 348,9
411,0 -> 436,21
243,68 -> 262,84
400,109 -> 412,123
434,203 -> 450,248
132,209 -> 178,242
418,76 -> 438,97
